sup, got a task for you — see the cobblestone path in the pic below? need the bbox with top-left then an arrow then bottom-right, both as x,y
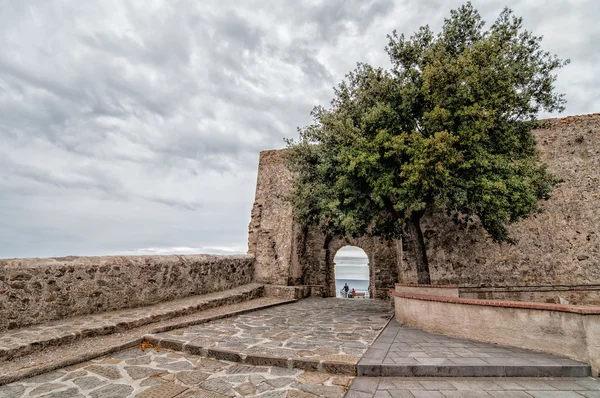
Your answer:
0,346 -> 352,398
146,298 -> 393,368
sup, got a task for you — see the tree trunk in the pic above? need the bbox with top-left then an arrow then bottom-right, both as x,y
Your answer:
407,211 -> 431,284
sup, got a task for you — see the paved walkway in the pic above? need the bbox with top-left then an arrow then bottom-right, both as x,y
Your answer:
358,319 -> 590,377
0,345 -> 352,398
346,376 -> 600,397
146,298 -> 393,373
1,298 -> 599,397
0,284 -> 265,361
0,297 -> 291,386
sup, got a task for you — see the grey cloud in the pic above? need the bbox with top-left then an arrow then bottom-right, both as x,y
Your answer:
141,195 -> 203,211
301,0 -> 396,38
212,10 -> 266,51
0,159 -> 123,196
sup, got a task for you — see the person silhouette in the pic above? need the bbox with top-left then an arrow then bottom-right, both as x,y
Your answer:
343,283 -> 349,298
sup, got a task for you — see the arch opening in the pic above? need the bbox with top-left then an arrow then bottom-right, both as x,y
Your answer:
334,246 -> 370,298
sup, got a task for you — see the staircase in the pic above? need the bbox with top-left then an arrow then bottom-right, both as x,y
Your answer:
0,283 -> 296,385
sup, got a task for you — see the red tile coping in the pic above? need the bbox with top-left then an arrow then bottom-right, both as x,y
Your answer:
395,283 -> 459,288
460,285 -> 600,292
391,291 -> 600,315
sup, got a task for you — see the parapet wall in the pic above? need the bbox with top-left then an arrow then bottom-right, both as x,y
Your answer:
0,254 -> 254,331
393,287 -> 600,374
460,285 -> 600,306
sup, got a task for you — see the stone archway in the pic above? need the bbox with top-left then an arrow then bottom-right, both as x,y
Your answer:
332,245 -> 371,298
326,237 -> 375,298
248,149 -> 402,298
323,236 -> 400,299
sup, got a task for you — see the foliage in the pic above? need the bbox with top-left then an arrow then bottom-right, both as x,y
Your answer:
286,3 -> 568,281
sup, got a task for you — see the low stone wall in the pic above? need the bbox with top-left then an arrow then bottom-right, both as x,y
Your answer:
459,285 -> 600,306
0,254 -> 254,331
396,283 -> 459,298
263,284 -> 319,300
393,289 -> 600,374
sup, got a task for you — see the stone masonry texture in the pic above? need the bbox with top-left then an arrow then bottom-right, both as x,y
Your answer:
249,113 -> 600,290
247,149 -> 298,287
248,150 -> 401,298
402,113 -> 600,286
1,346 -> 352,398
0,254 -> 254,331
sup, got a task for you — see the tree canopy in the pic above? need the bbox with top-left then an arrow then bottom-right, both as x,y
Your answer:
285,2 -> 569,283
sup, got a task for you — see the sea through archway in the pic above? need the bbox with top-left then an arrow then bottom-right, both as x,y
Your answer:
334,246 -> 370,298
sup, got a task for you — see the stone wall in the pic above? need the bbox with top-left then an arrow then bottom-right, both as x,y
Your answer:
248,149 -> 297,285
249,113 -> 600,292
396,283 -> 459,298
397,283 -> 600,306
248,150 -> 401,297
0,254 -> 254,331
400,113 -> 600,286
459,285 -> 600,306
393,289 -> 600,374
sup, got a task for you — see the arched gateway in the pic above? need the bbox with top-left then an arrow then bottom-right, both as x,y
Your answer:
247,149 -> 401,298
333,246 -> 369,297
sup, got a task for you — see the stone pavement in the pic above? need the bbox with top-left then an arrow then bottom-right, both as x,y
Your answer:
358,319 -> 590,377
0,284 -> 265,361
346,376 -> 600,397
0,345 -> 352,398
2,298 -> 599,397
0,297 -> 293,386
145,298 -> 394,374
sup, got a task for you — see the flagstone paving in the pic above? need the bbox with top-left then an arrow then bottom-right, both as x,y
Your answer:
358,319 -> 590,377
2,298 -> 600,397
0,346 -> 352,398
145,298 -> 393,373
346,376 -> 600,397
0,297 -> 293,386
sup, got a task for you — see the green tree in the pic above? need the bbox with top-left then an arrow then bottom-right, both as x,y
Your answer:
286,2 -> 568,284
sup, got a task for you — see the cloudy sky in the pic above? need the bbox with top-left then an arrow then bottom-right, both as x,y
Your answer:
1,0 -> 598,259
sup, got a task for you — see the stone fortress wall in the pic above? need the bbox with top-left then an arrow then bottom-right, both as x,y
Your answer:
0,254 -> 253,331
249,113 -> 600,293
404,113 -> 600,286
247,149 -> 400,299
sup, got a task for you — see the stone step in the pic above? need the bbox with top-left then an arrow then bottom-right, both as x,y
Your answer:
143,298 -> 394,376
357,319 -> 591,378
0,295 -> 295,386
0,283 -> 266,361
346,376 -> 600,397
2,342 -> 353,398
